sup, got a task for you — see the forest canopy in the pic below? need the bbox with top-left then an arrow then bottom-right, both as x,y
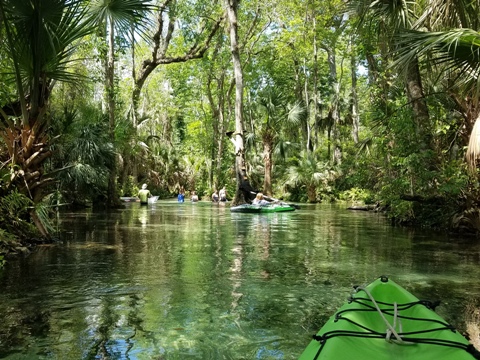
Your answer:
2,0 -> 480,252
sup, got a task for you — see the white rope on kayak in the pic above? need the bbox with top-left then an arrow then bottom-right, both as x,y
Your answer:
356,286 -> 414,345
386,301 -> 403,343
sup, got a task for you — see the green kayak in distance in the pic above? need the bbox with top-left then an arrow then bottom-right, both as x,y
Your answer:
299,276 -> 480,360
230,203 -> 296,213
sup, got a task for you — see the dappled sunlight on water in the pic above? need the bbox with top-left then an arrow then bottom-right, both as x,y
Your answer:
0,202 -> 480,359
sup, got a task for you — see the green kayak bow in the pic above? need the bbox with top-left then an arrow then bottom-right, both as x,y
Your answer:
299,276 -> 480,360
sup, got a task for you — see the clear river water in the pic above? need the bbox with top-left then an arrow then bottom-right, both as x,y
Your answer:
1,201 -> 480,359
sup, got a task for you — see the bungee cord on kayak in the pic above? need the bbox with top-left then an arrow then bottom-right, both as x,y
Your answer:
355,284 -> 413,344
301,276 -> 480,360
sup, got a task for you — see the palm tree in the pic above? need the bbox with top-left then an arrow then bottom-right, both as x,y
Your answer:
0,0 -> 93,236
55,109 -> 116,206
255,89 -> 303,196
286,151 -> 332,203
88,0 -> 154,207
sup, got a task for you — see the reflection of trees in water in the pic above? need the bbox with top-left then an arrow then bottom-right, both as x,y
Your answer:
230,240 -> 243,310
3,204 -> 480,358
250,215 -> 272,277
80,290 -> 155,359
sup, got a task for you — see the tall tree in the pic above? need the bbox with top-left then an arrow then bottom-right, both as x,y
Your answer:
350,40 -> 360,144
89,0 -> 154,207
128,0 -> 222,188
205,39 -> 234,190
132,0 -> 223,123
321,13 -> 346,165
225,0 -> 247,204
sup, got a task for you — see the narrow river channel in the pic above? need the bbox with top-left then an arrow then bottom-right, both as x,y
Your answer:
1,201 -> 480,359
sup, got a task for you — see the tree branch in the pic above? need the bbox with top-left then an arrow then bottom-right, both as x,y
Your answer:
136,11 -> 224,93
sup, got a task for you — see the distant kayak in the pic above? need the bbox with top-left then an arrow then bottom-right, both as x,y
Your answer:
230,203 -> 296,213
299,276 -> 480,360
120,197 -> 138,202
120,196 -> 158,204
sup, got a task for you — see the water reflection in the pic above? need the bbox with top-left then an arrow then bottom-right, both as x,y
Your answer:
0,203 -> 479,359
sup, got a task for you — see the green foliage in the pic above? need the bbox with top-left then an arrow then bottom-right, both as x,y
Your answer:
339,187 -> 375,204
387,199 -> 416,225
0,228 -> 19,255
34,201 -> 57,235
121,176 -> 137,197
0,191 -> 39,243
0,0 -> 478,234
285,151 -> 336,202
88,0 -> 155,39
51,104 -> 115,206
0,191 -> 32,221
452,208 -> 480,234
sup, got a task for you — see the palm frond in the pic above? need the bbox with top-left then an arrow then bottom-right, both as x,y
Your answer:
88,0 -> 155,41
34,202 -> 56,235
287,102 -> 306,126
414,0 -> 478,30
349,0 -> 416,34
395,29 -> 480,93
3,0 -> 94,89
274,139 -> 298,159
356,137 -> 373,156
369,0 -> 416,29
244,132 -> 256,151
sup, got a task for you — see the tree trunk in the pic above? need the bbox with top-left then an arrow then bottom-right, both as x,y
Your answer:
106,20 -> 119,207
327,47 -> 342,165
405,58 -> 430,150
312,16 -> 318,151
206,65 -> 228,190
215,82 -> 229,189
351,53 -> 359,144
287,42 -> 307,149
130,26 -> 138,186
303,59 -> 311,152
466,112 -> 480,171
225,0 -> 247,205
307,184 -> 317,203
263,136 -> 273,196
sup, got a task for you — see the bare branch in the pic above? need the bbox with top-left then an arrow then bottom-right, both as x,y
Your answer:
136,8 -> 224,94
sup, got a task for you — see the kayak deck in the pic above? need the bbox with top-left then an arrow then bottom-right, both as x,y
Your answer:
230,203 -> 295,213
299,276 -> 480,360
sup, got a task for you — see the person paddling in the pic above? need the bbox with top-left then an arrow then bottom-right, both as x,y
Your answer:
219,186 -> 227,202
178,187 -> 185,203
252,192 -> 270,206
138,184 -> 152,205
239,175 -> 259,204
191,191 -> 199,202
211,189 -> 219,202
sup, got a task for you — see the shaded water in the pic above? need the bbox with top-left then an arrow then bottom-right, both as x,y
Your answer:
1,202 -> 480,359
